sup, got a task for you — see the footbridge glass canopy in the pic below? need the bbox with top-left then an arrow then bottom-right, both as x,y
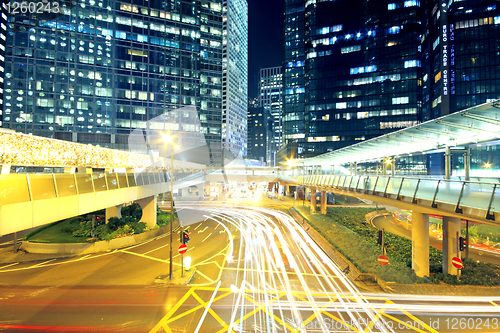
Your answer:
295,101 -> 500,166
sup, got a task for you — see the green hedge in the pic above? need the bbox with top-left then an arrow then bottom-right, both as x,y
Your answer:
296,207 -> 500,285
296,206 -> 425,283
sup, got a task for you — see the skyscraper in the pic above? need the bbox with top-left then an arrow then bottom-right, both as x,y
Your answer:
421,0 -> 500,120
259,66 -> 282,165
222,0 -> 248,159
2,0 -> 247,166
281,0 -> 500,163
282,0 -> 421,160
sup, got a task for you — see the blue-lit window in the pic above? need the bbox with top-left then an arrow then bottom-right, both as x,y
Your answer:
388,26 -> 400,34
296,87 -> 305,93
101,29 -> 113,37
404,0 -> 420,7
350,65 -> 377,74
404,60 -> 421,68
388,3 -> 396,10
329,36 -> 337,44
487,5 -> 496,11
115,31 -> 127,40
495,16 -> 500,24
286,88 -> 294,95
433,37 -> 439,50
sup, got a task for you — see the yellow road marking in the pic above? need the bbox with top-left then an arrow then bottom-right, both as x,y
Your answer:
30,259 -> 56,267
380,313 -> 428,333
149,287 -> 196,333
194,269 -> 216,283
144,244 -> 169,255
491,301 -> 499,307
202,232 -> 212,242
120,250 -> 167,263
191,291 -> 231,331
0,263 -> 18,270
384,300 -> 438,333
221,266 -> 337,278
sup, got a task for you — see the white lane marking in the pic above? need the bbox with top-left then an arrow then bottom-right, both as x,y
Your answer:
202,233 -> 212,243
194,280 -> 221,333
0,263 -> 18,270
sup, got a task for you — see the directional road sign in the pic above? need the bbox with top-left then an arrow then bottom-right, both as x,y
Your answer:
178,244 -> 188,254
452,257 -> 463,269
377,255 -> 389,266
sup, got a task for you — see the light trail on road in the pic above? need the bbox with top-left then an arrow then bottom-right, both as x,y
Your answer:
179,204 -> 395,333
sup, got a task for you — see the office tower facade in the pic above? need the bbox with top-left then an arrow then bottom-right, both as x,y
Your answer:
282,0 -> 421,160
259,66 -> 282,164
247,106 -> 270,163
222,0 -> 248,159
421,0 -> 500,120
3,0 -> 247,166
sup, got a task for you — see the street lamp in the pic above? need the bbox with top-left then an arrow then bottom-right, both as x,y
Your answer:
163,133 -> 180,281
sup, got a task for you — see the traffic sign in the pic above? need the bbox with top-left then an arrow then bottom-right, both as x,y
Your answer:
452,257 -> 463,269
377,255 -> 389,266
178,244 -> 188,254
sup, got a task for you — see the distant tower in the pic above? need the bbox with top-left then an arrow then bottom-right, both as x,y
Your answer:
259,66 -> 282,165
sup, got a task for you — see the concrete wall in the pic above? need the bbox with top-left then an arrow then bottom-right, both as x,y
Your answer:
20,224 -> 176,255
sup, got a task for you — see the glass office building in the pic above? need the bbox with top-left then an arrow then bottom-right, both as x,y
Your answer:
259,66 -> 282,164
222,0 -> 248,158
282,0 -> 421,159
421,0 -> 500,120
281,0 -> 500,163
2,0 -> 247,166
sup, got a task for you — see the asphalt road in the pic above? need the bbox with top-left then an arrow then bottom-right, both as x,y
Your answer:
1,191 -> 500,332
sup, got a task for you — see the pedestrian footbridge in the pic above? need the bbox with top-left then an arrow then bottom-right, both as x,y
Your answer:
291,174 -> 499,225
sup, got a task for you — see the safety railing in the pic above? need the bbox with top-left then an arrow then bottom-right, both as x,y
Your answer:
295,175 -> 500,219
0,171 -> 178,206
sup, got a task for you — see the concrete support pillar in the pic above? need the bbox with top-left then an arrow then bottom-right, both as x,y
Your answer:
412,211 -> 430,277
445,147 -> 451,180
1,164 -> 11,174
350,163 -> 353,175
196,183 -> 204,198
353,162 -> 357,176
391,158 -> 396,176
105,204 -> 123,222
320,191 -> 327,214
464,148 -> 470,181
382,160 -> 387,175
310,188 -> 317,214
136,195 -> 157,228
443,216 -> 461,275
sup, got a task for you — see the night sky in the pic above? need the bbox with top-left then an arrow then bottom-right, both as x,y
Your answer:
248,0 -> 283,99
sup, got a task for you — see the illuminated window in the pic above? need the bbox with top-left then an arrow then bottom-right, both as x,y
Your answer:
435,71 -> 442,83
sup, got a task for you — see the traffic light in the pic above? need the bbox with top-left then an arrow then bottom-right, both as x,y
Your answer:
181,231 -> 190,244
459,237 -> 468,251
377,230 -> 383,245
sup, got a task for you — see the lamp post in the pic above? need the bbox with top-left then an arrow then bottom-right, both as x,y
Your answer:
163,133 -> 179,281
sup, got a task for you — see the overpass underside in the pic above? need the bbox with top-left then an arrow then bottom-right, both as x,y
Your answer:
0,172 -> 205,236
